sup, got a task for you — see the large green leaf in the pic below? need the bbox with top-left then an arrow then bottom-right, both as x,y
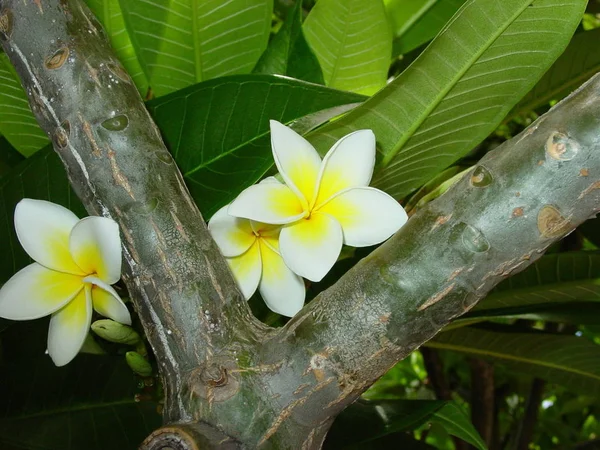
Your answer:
147,75 -> 366,218
119,0 -> 273,97
384,0 -> 436,41
0,147 -> 85,283
0,137 -> 25,178
432,403 -> 487,450
476,252 -> 600,310
303,0 -> 392,95
0,355 -> 160,450
0,54 -> 49,157
508,28 -> 600,121
325,399 -> 485,449
580,217 -> 600,248
441,252 -> 600,328
428,326 -> 600,397
386,0 -> 467,57
253,0 -> 324,84
307,0 -> 586,200
84,0 -> 149,96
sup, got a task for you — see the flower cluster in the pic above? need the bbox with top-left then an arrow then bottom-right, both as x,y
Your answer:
0,200 -> 130,366
0,121 -> 407,366
209,121 -> 408,317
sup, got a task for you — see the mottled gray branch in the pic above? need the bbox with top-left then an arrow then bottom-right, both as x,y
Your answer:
2,1 -> 600,449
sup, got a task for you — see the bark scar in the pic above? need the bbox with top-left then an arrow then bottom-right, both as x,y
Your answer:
418,283 -> 455,311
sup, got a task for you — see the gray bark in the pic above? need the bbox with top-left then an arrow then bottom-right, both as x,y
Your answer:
1,1 -> 599,448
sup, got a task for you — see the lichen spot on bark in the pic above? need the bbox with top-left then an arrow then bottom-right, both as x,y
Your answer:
459,222 -> 490,253
545,131 -> 579,161
512,207 -> 524,218
107,62 -> 131,84
101,114 -> 129,131
537,205 -> 572,238
470,165 -> 493,188
0,9 -> 12,41
45,46 -> 69,69
53,121 -> 70,149
310,354 -> 328,382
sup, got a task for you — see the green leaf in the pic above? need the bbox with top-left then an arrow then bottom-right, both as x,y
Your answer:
308,0 -> 586,200
119,0 -> 273,97
84,0 -> 149,96
445,252 -> 600,326
303,0 -> 392,95
475,252 -> 600,311
428,326 -> 600,397
325,399 -> 444,447
384,0 -> 436,41
433,403 -> 487,450
580,216 -> 600,247
253,0 -> 324,84
508,28 -> 600,120
325,399 -> 485,449
0,54 -> 49,157
0,147 -> 85,283
147,75 -> 366,218
388,0 -> 468,57
0,355 -> 161,450
0,136 -> 25,178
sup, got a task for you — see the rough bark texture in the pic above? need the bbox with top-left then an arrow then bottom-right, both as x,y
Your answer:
2,1 -> 600,448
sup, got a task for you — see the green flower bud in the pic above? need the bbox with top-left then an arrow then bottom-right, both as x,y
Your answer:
79,333 -> 106,355
126,351 -> 152,377
91,319 -> 141,346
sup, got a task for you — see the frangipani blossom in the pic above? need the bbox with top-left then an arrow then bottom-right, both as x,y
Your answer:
0,199 -> 130,366
229,120 -> 408,282
208,202 -> 305,317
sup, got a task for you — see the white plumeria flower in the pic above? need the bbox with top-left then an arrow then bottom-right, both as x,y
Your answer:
208,201 -> 305,317
0,199 -> 130,366
229,120 -> 408,282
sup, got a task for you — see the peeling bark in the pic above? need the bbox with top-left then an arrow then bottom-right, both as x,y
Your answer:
2,1 -> 600,448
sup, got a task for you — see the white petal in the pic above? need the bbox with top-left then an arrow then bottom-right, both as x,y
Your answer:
47,285 -> 93,366
85,276 -> 131,325
69,216 -> 122,284
259,176 -> 282,185
226,241 -> 262,300
229,183 -> 306,224
270,120 -> 322,206
313,130 -> 376,208
279,212 -> 343,282
208,205 -> 256,257
258,239 -> 305,317
14,199 -> 84,275
0,263 -> 83,320
318,187 -> 408,247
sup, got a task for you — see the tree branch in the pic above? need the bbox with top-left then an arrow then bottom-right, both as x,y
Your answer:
2,0 -> 600,448
255,70 -> 600,442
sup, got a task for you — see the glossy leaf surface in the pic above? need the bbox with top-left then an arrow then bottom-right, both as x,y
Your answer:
308,0 -> 586,199
119,0 -> 273,97
253,0 -> 324,84
386,0 -> 467,57
429,326 -> 600,397
304,0 -> 392,94
0,54 -> 49,156
508,28 -> 600,120
0,354 -> 160,450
